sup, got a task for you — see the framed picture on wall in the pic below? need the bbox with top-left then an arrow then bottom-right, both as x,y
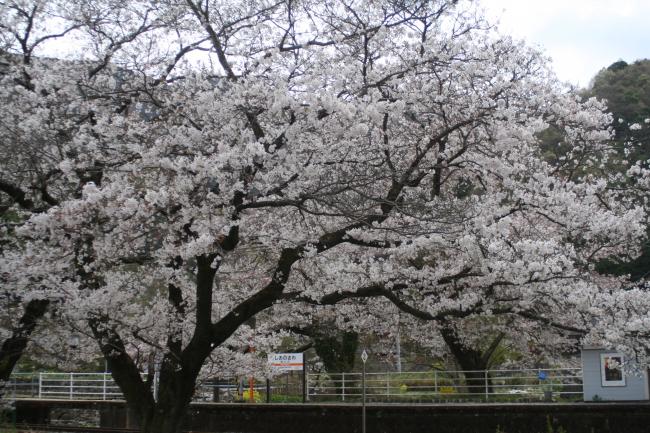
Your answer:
600,353 -> 626,387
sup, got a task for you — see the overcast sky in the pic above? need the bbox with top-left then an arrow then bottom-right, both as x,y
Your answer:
481,0 -> 650,88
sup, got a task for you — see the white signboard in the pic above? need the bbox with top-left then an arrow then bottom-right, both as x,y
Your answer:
268,353 -> 304,371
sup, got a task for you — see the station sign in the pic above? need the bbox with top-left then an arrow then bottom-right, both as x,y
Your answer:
268,353 -> 304,371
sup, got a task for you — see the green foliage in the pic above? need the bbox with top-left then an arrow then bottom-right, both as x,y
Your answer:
313,329 -> 358,373
546,416 -> 568,433
537,124 -> 572,166
607,60 -> 628,72
588,59 -> 650,163
270,394 -> 303,403
494,421 -> 569,433
587,59 -> 650,281
595,233 -> 650,281
0,209 -> 21,223
241,389 -> 262,402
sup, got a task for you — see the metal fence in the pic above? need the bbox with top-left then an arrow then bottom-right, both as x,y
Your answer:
7,373 -> 123,400
307,368 -> 583,402
4,372 -> 302,403
5,368 -> 582,403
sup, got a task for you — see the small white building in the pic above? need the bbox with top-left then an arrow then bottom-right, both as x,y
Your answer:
581,347 -> 649,401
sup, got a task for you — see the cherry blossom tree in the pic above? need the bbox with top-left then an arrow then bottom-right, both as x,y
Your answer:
0,0 -> 97,390
1,0 -> 648,432
582,158 -> 650,365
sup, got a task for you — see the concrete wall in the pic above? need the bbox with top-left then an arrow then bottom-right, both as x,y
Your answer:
582,349 -> 649,401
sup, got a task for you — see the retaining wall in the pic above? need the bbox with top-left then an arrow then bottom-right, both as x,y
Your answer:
11,399 -> 650,433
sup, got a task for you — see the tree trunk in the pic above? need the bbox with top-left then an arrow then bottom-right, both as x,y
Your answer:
97,368 -> 196,433
90,245 -> 304,433
140,405 -> 187,433
313,329 -> 358,397
460,369 -> 490,396
439,326 -> 504,396
125,366 -> 199,433
0,299 -> 49,397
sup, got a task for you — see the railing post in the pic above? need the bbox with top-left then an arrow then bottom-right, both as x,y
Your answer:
38,373 -> 42,399
362,362 -> 366,433
484,370 -> 488,401
341,373 -> 345,402
386,372 -> 390,397
69,373 -> 74,400
153,369 -> 160,402
434,371 -> 437,394
103,373 -> 107,400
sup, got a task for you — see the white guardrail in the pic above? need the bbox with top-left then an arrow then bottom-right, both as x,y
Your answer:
4,373 -> 246,402
4,368 -> 583,402
7,372 -> 124,400
307,368 -> 583,402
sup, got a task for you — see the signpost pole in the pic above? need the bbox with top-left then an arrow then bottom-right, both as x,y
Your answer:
361,349 -> 368,433
302,360 -> 307,403
249,343 -> 255,403
266,378 -> 271,404
249,376 -> 255,403
362,362 -> 366,433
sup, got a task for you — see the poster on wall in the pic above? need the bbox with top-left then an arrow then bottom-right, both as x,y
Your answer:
600,353 -> 626,387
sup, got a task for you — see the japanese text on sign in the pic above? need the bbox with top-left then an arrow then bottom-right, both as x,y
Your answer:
268,353 -> 304,371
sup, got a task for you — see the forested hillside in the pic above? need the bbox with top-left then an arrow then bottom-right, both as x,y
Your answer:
588,59 -> 650,281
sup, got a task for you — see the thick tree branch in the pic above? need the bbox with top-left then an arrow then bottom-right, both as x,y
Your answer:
88,316 -> 155,421
0,299 -> 49,382
0,178 -> 34,210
